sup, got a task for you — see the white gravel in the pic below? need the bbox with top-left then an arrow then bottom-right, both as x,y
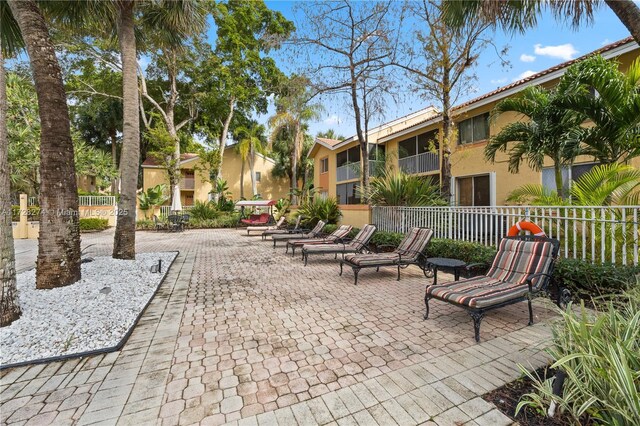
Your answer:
0,252 -> 178,366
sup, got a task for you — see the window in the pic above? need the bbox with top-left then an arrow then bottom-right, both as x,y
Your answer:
458,113 -> 489,145
255,171 -> 261,182
336,182 -> 360,205
336,146 -> 360,167
457,174 -> 491,206
399,130 -> 438,158
320,157 -> 329,173
368,144 -> 385,160
542,163 -> 597,193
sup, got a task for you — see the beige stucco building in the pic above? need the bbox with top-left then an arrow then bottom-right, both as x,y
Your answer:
142,146 -> 289,208
309,37 -> 640,227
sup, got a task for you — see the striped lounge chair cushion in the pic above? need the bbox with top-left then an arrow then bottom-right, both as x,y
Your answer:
351,224 -> 376,248
344,252 -> 400,266
288,224 -> 351,247
395,228 -> 434,262
426,239 -> 555,308
305,224 -> 377,254
271,220 -> 326,241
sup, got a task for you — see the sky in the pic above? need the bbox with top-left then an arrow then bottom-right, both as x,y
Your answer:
249,1 -> 636,139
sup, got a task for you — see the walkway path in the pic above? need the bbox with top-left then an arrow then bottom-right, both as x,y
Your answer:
1,229 -> 557,425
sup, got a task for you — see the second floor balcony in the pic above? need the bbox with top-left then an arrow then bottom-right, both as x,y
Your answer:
336,160 -> 384,182
399,152 -> 439,175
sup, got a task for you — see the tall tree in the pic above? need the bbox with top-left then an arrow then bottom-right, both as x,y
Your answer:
112,0 -> 139,259
484,86 -> 583,198
0,39 -> 21,325
210,0 -> 294,182
235,124 -> 268,198
269,75 -> 321,204
393,0 -> 499,199
8,0 -> 81,288
443,0 -> 640,45
294,1 -> 400,198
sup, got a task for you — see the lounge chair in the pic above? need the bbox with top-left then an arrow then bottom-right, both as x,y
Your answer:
424,235 -> 564,342
241,213 -> 271,226
262,215 -> 303,240
302,224 -> 377,265
153,215 -> 167,231
340,227 -> 434,285
285,225 -> 353,256
271,220 -> 326,248
246,216 -> 285,235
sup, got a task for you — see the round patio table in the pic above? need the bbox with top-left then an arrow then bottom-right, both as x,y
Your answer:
426,257 -> 467,286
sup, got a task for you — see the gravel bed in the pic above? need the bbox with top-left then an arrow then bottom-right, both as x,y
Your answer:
0,252 -> 177,366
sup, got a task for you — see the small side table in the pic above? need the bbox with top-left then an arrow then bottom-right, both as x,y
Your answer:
426,257 -> 467,286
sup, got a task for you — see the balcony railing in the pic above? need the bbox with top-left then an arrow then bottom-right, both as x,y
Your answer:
180,177 -> 195,190
336,160 -> 385,182
398,152 -> 439,175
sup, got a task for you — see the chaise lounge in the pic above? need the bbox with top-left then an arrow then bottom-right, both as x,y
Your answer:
285,225 -> 352,256
261,215 -> 303,240
241,213 -> 271,226
271,220 -> 326,248
340,227 -> 434,285
246,216 -> 285,235
424,235 -> 566,342
301,224 -> 377,265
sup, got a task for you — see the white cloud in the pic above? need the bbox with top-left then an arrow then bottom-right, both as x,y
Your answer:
490,78 -> 507,85
533,43 -> 578,61
513,70 -> 537,82
520,54 -> 536,63
323,114 -> 342,125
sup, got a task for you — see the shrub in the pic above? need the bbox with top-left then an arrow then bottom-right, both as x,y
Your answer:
190,212 -> 239,229
370,231 -> 405,249
517,286 -> 640,424
296,197 -> 341,226
189,200 -> 220,220
364,171 -> 446,206
79,218 -> 109,232
136,220 -> 154,230
11,205 -> 40,221
553,258 -> 640,301
323,224 -> 360,238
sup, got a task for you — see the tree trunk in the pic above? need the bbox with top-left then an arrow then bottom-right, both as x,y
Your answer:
350,82 -> 369,202
110,128 -> 119,195
9,0 -> 81,289
605,0 -> 640,44
217,97 -> 235,181
113,0 -> 139,260
554,162 -> 565,199
239,160 -> 245,199
440,73 -> 453,202
0,49 -> 21,326
249,145 -> 257,197
291,124 -> 300,205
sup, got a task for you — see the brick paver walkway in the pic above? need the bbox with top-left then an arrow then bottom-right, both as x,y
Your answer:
1,229 -> 558,425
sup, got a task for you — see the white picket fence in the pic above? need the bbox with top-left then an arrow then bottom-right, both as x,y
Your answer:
78,196 -> 116,206
159,205 -> 194,217
372,205 -> 640,266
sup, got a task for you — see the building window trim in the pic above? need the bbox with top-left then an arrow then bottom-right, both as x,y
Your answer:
320,157 -> 329,174
453,172 -> 495,206
457,112 -> 490,145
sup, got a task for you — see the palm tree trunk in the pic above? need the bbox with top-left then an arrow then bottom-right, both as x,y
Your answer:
113,0 -> 139,260
440,72 -> 453,202
291,124 -> 300,205
217,97 -> 235,181
9,0 -> 81,289
605,0 -> 640,44
239,160 -> 245,199
0,48 -> 21,326
110,128 -> 119,195
250,145 -> 257,197
554,163 -> 565,199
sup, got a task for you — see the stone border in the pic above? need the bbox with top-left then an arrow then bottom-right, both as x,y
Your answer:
0,251 -> 179,371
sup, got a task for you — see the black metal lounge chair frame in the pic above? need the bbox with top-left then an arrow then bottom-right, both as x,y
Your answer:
302,236 -> 374,266
339,246 -> 433,285
424,236 -> 571,343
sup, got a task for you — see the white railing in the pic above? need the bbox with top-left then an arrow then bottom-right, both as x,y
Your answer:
398,152 -> 439,174
372,205 -> 640,266
160,205 -> 194,217
28,197 -> 38,206
337,160 -> 385,181
78,195 -> 116,206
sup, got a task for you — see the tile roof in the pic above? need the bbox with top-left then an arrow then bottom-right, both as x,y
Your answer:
142,153 -> 199,167
316,137 -> 343,147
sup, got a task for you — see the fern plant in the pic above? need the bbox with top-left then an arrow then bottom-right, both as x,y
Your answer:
296,197 -> 341,226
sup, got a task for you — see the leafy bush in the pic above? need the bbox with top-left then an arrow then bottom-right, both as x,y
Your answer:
323,224 -> 359,238
79,218 -> 109,232
136,220 -> 155,230
517,286 -> 640,424
296,197 -> 341,226
370,231 -> 405,250
138,184 -> 168,218
428,239 -> 497,265
11,205 -> 40,221
189,200 -> 220,220
190,212 -> 239,229
553,258 -> 640,301
364,171 -> 446,206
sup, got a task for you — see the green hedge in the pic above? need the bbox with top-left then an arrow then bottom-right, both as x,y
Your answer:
137,213 -> 241,230
79,218 -> 109,232
363,230 -> 639,301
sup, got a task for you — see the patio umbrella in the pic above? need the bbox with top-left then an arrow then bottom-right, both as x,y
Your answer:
171,185 -> 182,212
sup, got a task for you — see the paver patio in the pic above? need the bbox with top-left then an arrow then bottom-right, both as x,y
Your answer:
1,229 -> 558,425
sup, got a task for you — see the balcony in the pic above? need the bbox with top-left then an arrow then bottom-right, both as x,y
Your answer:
180,177 -> 195,190
336,161 -> 384,182
398,152 -> 439,175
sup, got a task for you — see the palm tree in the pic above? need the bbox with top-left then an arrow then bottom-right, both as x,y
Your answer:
443,0 -> 640,45
557,55 -> 640,165
485,86 -> 584,199
235,124 -> 268,198
269,76 -> 321,204
7,0 -> 82,289
0,19 -> 21,324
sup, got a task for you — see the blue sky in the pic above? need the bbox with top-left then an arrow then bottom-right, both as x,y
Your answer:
251,1 -> 636,139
